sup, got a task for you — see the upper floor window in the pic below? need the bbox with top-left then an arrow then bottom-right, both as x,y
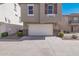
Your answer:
48,4 -> 54,14
45,3 -> 57,16
27,4 -> 34,16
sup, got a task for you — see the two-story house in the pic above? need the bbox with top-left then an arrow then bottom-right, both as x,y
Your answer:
19,3 -> 62,36
62,14 -> 79,33
0,3 -> 23,35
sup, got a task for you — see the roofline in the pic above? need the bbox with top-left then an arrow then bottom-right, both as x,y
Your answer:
63,13 -> 79,17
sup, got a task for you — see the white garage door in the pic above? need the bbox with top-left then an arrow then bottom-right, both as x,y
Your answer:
28,24 -> 53,36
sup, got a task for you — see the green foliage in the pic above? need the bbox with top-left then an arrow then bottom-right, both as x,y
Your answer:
16,32 -> 24,37
58,32 -> 64,38
1,32 -> 8,37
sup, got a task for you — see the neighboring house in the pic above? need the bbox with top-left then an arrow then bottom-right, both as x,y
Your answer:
0,3 -> 23,35
19,3 -> 62,36
62,14 -> 79,33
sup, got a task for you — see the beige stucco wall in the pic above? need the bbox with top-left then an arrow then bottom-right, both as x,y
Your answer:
20,3 -> 40,23
20,3 -> 79,33
61,16 -> 70,32
20,3 -> 62,24
40,3 -> 62,23
20,3 -> 62,34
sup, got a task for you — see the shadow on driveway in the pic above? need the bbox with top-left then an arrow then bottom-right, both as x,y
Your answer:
20,36 -> 45,40
0,35 -> 45,42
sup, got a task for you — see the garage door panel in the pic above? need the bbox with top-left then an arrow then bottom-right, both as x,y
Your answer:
28,24 -> 53,35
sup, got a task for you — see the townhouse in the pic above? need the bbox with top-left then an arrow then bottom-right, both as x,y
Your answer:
19,3 -> 62,36
61,14 -> 79,33
0,3 -> 23,35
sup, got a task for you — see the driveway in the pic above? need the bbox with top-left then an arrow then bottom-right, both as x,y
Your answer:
0,36 -> 79,56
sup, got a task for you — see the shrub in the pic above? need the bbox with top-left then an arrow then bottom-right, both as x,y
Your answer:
1,32 -> 8,37
16,32 -> 24,37
72,35 -> 78,39
58,32 -> 64,38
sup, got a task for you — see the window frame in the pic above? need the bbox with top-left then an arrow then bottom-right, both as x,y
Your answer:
27,4 -> 34,16
45,4 -> 56,16
47,4 -> 54,14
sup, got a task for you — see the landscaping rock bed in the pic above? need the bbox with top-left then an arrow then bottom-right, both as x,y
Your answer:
63,33 -> 79,40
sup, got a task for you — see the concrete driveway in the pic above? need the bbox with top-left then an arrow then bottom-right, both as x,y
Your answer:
0,36 -> 79,56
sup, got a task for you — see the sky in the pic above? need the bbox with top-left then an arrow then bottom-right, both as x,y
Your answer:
62,3 -> 79,15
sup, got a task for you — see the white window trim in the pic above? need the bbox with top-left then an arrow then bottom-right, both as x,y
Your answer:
47,4 -> 56,16
27,4 -> 34,6
46,14 -> 56,16
27,4 -> 34,16
27,14 -> 34,16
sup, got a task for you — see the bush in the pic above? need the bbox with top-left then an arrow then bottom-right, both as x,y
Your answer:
16,32 -> 24,37
1,32 -> 8,37
58,32 -> 64,38
72,35 -> 78,39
